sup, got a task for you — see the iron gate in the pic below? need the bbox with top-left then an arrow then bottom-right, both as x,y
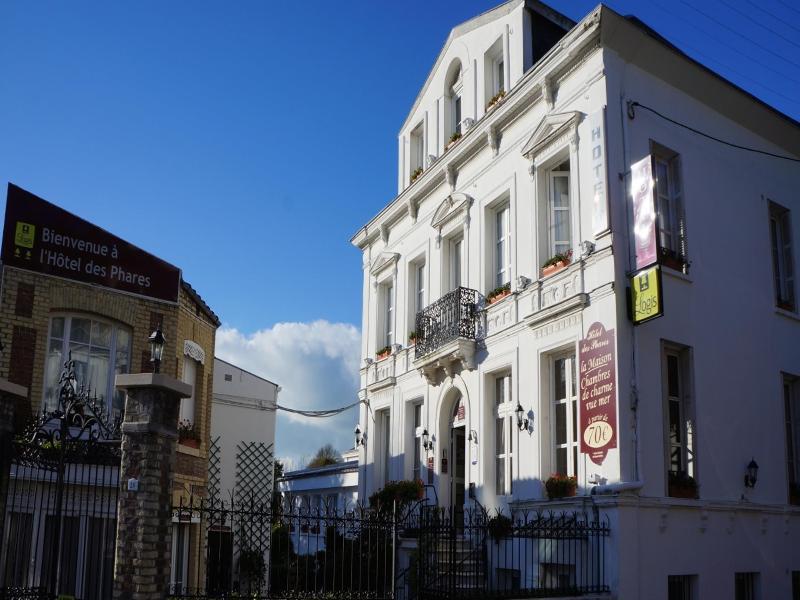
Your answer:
0,360 -> 121,600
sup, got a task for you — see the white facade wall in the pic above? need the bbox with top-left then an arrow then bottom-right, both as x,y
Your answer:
211,357 -> 278,496
352,2 -> 800,597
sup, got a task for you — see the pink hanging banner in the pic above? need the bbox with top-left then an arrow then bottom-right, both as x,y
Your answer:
630,156 -> 658,270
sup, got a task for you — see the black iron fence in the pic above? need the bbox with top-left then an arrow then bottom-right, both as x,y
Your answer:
415,287 -> 479,360
402,506 -> 610,599
169,495 -> 397,600
0,361 -> 121,600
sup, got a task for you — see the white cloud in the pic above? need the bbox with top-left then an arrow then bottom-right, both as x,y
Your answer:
215,321 -> 361,470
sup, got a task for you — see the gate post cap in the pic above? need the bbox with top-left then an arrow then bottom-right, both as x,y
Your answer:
0,378 -> 27,399
115,372 -> 192,399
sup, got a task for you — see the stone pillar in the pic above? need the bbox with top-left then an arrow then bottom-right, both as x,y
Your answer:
0,379 -> 27,546
113,373 -> 191,600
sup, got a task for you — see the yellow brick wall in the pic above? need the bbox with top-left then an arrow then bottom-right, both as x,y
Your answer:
0,265 -> 218,493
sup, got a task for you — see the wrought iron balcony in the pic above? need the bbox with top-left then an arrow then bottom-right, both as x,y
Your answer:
415,287 -> 479,360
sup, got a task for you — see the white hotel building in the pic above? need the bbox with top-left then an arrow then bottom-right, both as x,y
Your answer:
351,1 -> 800,598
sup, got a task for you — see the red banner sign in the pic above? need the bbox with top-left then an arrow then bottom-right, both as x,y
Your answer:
630,156 -> 657,270
579,322 -> 617,465
2,184 -> 180,302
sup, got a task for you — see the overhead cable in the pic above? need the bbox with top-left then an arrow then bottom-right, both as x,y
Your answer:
629,101 -> 800,163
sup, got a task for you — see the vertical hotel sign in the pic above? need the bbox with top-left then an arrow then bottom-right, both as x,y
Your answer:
630,156 -> 657,270
2,184 -> 180,303
589,109 -> 609,236
579,322 -> 617,465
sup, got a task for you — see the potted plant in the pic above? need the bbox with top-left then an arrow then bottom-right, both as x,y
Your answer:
487,514 -> 513,543
445,131 -> 462,150
376,345 -> 392,360
408,331 -> 417,346
487,283 -> 511,305
545,473 -> 577,499
178,419 -> 200,449
668,471 -> 698,499
541,249 -> 573,277
486,89 -> 506,111
410,167 -> 424,183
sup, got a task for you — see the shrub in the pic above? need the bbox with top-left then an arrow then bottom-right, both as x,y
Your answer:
369,479 -> 423,511
487,514 -> 513,542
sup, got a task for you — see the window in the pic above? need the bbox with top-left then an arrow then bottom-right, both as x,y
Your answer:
181,357 -> 198,425
770,202 -> 795,311
792,571 -> 800,600
43,315 -> 131,417
381,282 -> 394,348
663,344 -> 696,493
449,236 -> 464,291
547,160 -> 571,258
494,204 -> 511,289
668,575 -> 697,600
453,94 -> 462,135
494,57 -> 505,96
378,409 -> 391,486
412,402 -> 422,482
410,123 -> 425,180
415,262 -> 426,315
446,62 -> 463,140
494,373 -> 513,495
552,355 -> 578,477
734,572 -> 759,600
784,374 -> 800,505
171,523 -> 190,594
653,147 -> 687,269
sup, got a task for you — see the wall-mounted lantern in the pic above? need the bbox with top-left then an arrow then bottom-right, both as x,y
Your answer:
422,429 -> 433,452
354,425 -> 366,448
148,324 -> 166,374
515,402 -> 529,431
744,458 -> 759,488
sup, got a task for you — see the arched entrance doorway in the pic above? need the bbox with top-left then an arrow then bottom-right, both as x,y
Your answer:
441,390 -> 467,524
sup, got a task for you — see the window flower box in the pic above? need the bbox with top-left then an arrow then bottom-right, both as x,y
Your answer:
485,90 -> 506,112
545,474 -> 577,500
410,167 -> 424,184
541,250 -> 573,278
487,283 -> 511,305
408,331 -> 417,346
668,471 -> 697,499
445,131 -> 462,151
376,346 -> 392,361
178,419 -> 200,449
778,299 -> 795,312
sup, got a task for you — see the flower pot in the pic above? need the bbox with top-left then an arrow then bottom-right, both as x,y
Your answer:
377,351 -> 391,361
542,260 -> 570,278
488,290 -> 511,305
668,482 -> 697,499
548,487 -> 577,500
179,437 -> 200,449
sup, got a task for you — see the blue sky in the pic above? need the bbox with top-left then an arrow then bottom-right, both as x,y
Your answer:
1,0 -> 798,466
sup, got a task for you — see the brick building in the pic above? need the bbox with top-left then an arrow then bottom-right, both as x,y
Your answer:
0,183 -> 220,591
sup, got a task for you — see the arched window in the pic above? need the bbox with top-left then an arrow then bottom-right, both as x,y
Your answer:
43,314 -> 131,417
445,60 -> 464,141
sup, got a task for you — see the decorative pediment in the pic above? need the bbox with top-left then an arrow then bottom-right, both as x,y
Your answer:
521,111 -> 582,159
370,251 -> 400,277
431,192 -> 473,231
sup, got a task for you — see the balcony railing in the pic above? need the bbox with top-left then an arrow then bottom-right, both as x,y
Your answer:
415,287 -> 479,360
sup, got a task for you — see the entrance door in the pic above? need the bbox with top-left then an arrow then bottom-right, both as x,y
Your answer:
450,427 -> 466,527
